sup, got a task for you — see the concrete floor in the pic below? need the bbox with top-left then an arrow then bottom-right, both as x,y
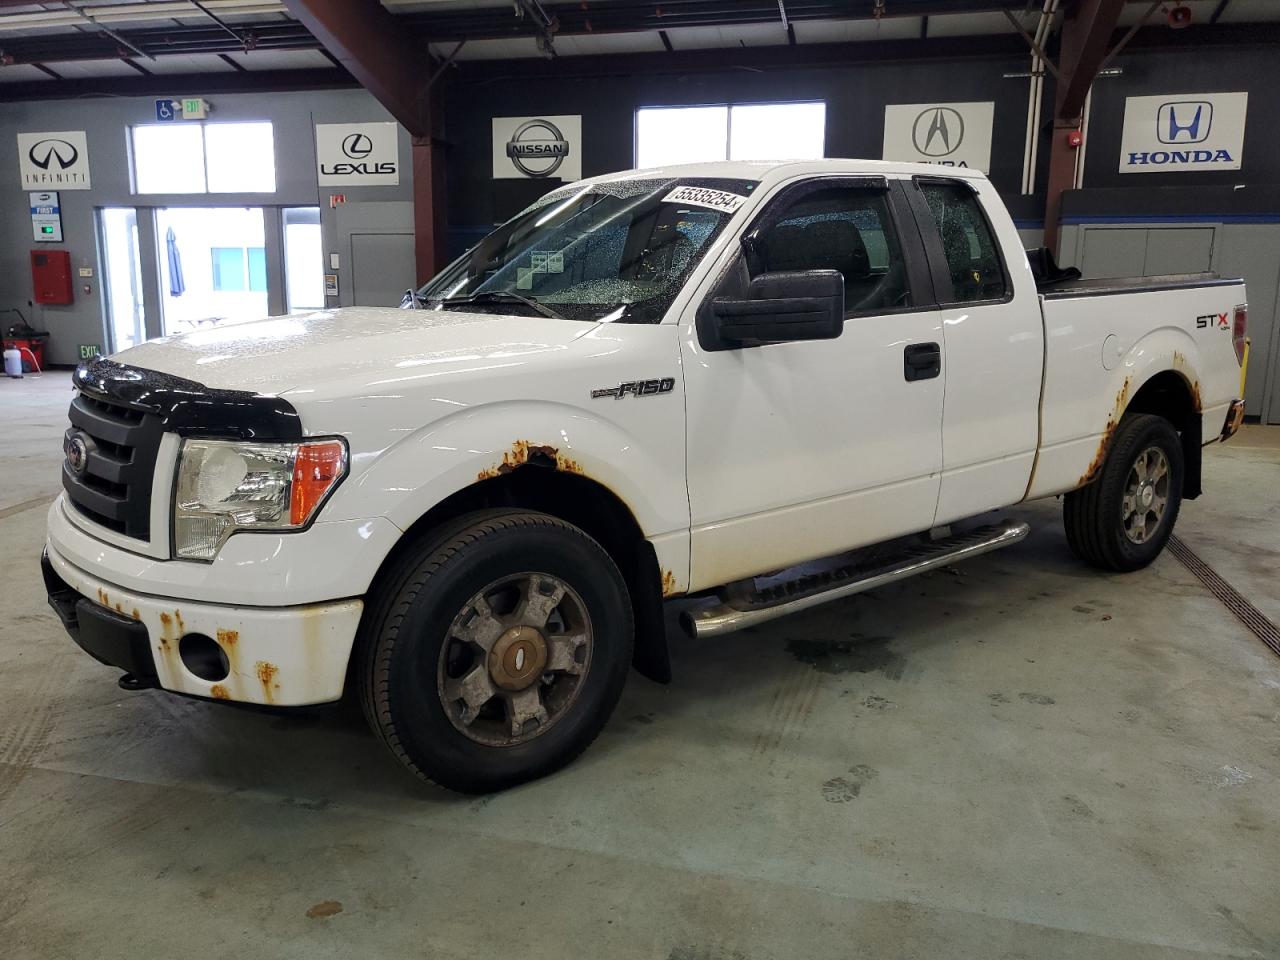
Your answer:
3,371 -> 1279,960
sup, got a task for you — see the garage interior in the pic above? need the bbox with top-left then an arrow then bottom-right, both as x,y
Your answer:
2,2 -> 1280,958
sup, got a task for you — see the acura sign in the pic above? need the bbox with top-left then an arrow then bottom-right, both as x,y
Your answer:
882,102 -> 994,174
316,121 -> 400,186
1119,92 -> 1247,173
493,115 -> 582,181
17,130 -> 91,189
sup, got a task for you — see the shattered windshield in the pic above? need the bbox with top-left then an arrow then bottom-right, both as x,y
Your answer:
416,177 -> 758,324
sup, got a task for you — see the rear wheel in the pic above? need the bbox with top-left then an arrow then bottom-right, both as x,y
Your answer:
1063,413 -> 1184,572
359,510 -> 633,793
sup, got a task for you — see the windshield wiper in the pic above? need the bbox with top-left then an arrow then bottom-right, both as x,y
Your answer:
436,291 -> 565,321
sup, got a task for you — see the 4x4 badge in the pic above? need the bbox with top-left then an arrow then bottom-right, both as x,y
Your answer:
591,378 -> 675,400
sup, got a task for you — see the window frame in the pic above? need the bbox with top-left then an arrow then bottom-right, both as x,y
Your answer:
906,176 -> 1014,308
633,100 -> 827,167
695,175 -> 937,351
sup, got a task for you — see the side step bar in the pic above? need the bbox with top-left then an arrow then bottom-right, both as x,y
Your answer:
681,519 -> 1030,639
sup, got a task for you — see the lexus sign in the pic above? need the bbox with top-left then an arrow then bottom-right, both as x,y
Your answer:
1119,92 -> 1247,174
882,102 -> 995,174
493,115 -> 582,181
17,130 -> 91,189
315,121 -> 400,186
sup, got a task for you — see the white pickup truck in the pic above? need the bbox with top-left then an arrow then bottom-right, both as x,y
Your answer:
44,160 -> 1248,792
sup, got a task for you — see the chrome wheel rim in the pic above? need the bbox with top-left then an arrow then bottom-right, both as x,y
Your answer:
436,572 -> 592,747
1121,446 -> 1170,545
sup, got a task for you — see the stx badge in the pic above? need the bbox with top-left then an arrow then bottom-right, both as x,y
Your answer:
1195,312 -> 1229,330
591,378 -> 675,400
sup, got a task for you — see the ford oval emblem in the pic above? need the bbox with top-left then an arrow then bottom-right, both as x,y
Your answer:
65,433 -> 89,476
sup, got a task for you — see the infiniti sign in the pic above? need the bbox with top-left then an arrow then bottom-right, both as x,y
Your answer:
17,130 -> 91,189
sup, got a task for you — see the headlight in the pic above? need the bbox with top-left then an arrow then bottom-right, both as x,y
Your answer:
173,438 -> 347,561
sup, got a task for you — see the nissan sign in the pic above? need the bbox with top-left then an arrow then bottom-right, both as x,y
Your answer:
493,115 -> 582,181
17,130 -> 91,189
882,102 -> 994,174
316,122 -> 400,186
1119,92 -> 1247,173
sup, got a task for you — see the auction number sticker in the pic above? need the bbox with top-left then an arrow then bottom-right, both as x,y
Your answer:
662,186 -> 748,214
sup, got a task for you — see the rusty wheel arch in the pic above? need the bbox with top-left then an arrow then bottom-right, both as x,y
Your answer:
355,462 -> 672,689
1086,369 -> 1202,499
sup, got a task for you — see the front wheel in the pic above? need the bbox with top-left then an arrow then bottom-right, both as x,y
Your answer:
1063,413 -> 1184,572
359,510 -> 634,793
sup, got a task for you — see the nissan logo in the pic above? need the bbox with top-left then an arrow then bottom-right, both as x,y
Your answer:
28,138 -> 80,170
912,107 -> 964,158
505,118 -> 569,178
64,432 -> 90,477
341,133 -> 373,159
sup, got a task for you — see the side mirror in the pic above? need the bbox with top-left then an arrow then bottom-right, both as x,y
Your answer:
710,270 -> 845,344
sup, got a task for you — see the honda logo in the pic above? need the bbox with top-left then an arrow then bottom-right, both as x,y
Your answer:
27,138 -> 79,170
912,107 -> 964,158
1157,101 -> 1213,144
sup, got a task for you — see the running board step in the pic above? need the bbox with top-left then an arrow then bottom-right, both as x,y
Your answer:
681,519 -> 1030,639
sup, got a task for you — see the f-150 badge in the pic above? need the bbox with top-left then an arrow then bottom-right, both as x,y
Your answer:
591,378 -> 676,399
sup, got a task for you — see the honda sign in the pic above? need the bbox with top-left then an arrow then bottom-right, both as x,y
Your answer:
1119,92 -> 1247,174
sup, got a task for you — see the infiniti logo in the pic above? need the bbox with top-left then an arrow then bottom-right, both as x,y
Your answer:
912,107 -> 964,157
341,132 -> 373,159
28,138 -> 79,170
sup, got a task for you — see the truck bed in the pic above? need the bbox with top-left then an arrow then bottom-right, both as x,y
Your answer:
1039,272 -> 1240,300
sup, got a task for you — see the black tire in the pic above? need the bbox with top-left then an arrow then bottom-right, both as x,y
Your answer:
1063,413 -> 1184,572
358,510 -> 633,793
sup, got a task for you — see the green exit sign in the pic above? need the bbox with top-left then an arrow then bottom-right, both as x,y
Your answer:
182,98 -> 207,119
79,344 -> 101,360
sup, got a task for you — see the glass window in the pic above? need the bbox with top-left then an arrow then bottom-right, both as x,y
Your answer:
211,247 -> 246,291
752,187 -> 911,316
416,176 -> 757,324
132,125 -> 205,194
205,122 -> 276,193
635,102 -> 825,166
247,247 -> 267,292
283,207 -> 325,312
131,122 -> 275,194
918,181 -> 1007,303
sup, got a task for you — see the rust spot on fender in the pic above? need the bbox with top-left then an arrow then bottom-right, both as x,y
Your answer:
175,610 -> 186,635
255,660 -> 280,704
1191,380 -> 1202,414
131,608 -> 141,621
114,602 -> 123,614
1079,376 -> 1133,486
478,440 -> 586,481
216,628 -> 239,649
159,612 -> 173,636
209,684 -> 230,700
661,569 -> 678,598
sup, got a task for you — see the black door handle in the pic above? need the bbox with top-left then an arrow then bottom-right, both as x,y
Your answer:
904,342 -> 941,382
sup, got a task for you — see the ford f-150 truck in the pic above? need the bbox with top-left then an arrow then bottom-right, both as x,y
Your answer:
44,160 -> 1248,792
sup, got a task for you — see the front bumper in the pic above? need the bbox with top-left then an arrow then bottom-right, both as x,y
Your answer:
44,543 -> 363,706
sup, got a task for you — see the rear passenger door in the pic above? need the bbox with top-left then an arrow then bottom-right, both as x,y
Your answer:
904,177 -> 1044,525
679,177 -> 946,590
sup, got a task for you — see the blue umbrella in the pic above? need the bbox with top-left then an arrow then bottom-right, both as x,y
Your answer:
166,227 -> 185,297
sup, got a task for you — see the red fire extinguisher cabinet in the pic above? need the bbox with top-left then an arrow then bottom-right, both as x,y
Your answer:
32,250 -> 74,305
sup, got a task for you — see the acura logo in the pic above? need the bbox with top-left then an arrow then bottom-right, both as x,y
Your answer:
64,431 -> 90,477
341,133 -> 373,159
506,118 -> 569,178
912,107 -> 964,158
28,138 -> 79,170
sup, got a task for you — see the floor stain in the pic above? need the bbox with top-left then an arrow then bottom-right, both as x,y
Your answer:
1019,692 -> 1056,705
305,900 -> 343,919
988,692 -> 1011,705
787,634 -> 905,680
821,764 -> 879,803
861,695 -> 897,711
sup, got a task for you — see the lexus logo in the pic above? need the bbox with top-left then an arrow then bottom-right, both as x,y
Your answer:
28,138 -> 79,170
341,133 -> 373,159
912,107 -> 964,158
505,118 -> 569,178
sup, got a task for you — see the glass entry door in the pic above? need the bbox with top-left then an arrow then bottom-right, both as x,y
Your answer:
155,207 -> 267,336
283,206 -> 324,312
99,208 -> 146,352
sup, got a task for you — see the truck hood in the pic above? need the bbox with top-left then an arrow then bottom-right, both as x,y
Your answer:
111,307 -> 596,395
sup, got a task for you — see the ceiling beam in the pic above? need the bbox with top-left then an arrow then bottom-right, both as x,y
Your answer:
0,65 -> 354,102
1054,0 -> 1126,120
281,0 -> 430,136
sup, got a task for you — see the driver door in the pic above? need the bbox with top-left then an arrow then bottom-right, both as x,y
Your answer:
679,177 -> 946,590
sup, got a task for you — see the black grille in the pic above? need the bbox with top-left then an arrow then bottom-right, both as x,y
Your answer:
63,390 -> 164,539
